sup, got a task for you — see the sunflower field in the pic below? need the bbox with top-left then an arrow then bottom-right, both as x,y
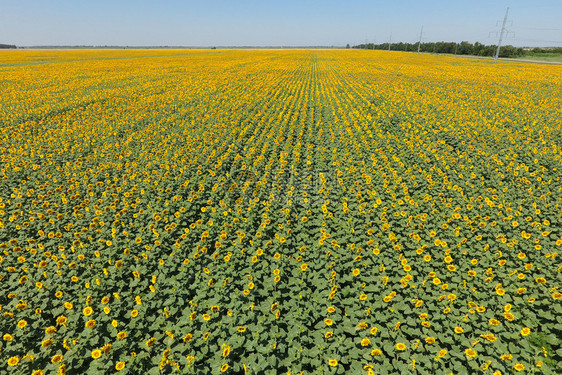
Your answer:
0,49 -> 561,375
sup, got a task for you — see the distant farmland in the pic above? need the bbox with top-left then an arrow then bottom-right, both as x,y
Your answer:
1,49 -> 561,374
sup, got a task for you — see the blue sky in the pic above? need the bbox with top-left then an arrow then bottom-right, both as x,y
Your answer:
1,0 -> 561,47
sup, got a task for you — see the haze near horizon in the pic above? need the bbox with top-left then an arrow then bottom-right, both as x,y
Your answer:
1,0 -> 561,47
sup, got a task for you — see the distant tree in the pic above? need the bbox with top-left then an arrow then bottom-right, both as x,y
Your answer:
346,44 -> 350,49
529,47 -> 562,54
360,40 -> 548,59
0,44 -> 17,49
498,45 -> 524,58
444,42 -> 456,54
457,41 -> 473,55
473,42 -> 484,56
480,45 -> 496,56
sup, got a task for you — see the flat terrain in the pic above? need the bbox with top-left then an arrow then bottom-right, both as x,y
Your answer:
1,50 -> 561,374
513,54 -> 562,63
426,52 -> 562,65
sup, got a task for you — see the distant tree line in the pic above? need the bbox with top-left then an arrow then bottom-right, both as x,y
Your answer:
0,44 -> 17,49
526,47 -> 562,54
352,41 -> 551,58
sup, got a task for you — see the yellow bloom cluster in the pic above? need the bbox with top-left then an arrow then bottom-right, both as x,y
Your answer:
0,49 -> 560,374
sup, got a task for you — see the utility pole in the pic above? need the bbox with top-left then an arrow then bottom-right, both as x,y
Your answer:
494,7 -> 509,63
417,26 -> 423,54
388,33 -> 392,51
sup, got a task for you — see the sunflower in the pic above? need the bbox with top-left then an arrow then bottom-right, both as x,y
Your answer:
482,333 -> 497,342
520,327 -> 531,336
464,348 -> 477,358
328,359 -> 338,366
513,364 -> 525,372
8,356 -> 19,366
220,363 -> 229,372
115,362 -> 125,371
360,338 -> 371,346
222,346 -> 231,357
146,337 -> 156,347
51,354 -> 63,363
396,343 -> 407,351
91,350 -> 102,359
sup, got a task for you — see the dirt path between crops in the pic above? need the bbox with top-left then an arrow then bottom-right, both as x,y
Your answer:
498,58 -> 562,65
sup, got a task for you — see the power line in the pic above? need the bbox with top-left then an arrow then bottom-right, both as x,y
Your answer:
514,38 -> 562,45
512,26 -> 562,31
